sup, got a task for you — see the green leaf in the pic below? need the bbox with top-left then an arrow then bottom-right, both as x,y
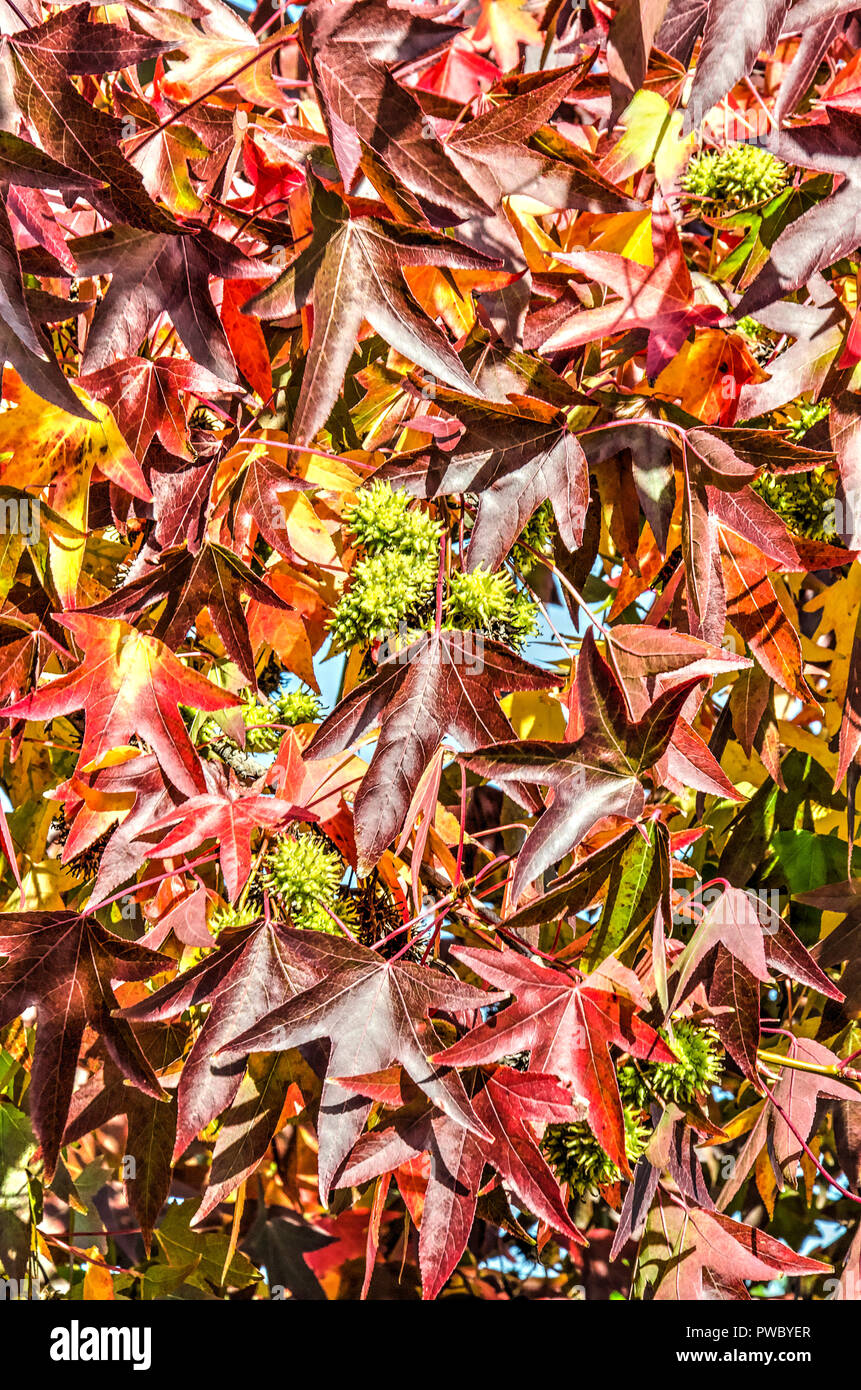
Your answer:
771,829 -> 861,894
155,1199 -> 262,1292
582,823 -> 657,969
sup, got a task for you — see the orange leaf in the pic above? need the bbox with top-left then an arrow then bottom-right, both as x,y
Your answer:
648,330 -> 769,425
221,279 -> 273,401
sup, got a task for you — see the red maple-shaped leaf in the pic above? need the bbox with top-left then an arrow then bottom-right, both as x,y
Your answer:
78,356 -> 232,460
529,193 -> 724,379
241,174 -> 499,444
468,1067 -> 586,1245
337,1062 -> 585,1298
69,225 -> 271,382
433,947 -> 674,1174
465,630 -> 700,901
82,542 -> 294,687
637,1189 -> 831,1300
718,1037 -> 861,1212
117,918 -> 324,1165
1,613 -> 239,796
670,885 -> 844,1012
234,453 -> 315,560
146,766 -> 313,901
52,752 -> 188,906
373,390 -> 590,573
308,630 -> 556,874
336,1071 -> 488,1301
217,930 -> 505,1199
0,910 -> 170,1178
297,0 -> 492,222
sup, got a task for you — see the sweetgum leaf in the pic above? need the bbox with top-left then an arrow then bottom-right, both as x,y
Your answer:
242,175 -> 498,444
308,630 -> 556,873
298,0 -> 491,222
82,542 -> 294,687
717,1038 -> 861,1210
529,193 -> 723,381
433,946 -> 674,1174
217,929 -> 505,1200
4,9 -> 177,233
373,390 -> 590,572
464,631 -> 701,901
637,1188 -> 830,1299
0,910 -> 170,1178
336,1071 -> 490,1300
117,918 -> 324,1163
0,613 -> 239,797
62,226 -> 270,382
683,0 -> 792,133
443,64 -> 639,215
146,765 -> 312,902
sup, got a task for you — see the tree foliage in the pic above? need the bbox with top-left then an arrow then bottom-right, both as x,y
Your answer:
2,0 -> 861,1303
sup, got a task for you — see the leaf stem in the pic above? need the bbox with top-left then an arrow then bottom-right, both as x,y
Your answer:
517,540 -> 612,640
87,854 -> 218,915
756,1049 -> 861,1085
134,35 -> 296,150
757,1074 -> 861,1207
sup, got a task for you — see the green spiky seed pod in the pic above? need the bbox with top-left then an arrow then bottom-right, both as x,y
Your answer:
542,1106 -> 650,1196
345,481 -> 443,561
447,566 -> 513,631
508,590 -> 542,645
272,689 -> 322,727
239,699 -> 281,752
446,566 -> 539,648
753,463 -> 837,542
619,1019 -> 724,1108
328,549 -> 437,651
511,500 -> 555,574
787,399 -> 831,441
260,832 -> 346,934
210,903 -> 260,935
681,144 -> 788,211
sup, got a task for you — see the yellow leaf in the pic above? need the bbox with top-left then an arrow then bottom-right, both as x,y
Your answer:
721,739 -> 768,793
473,0 -> 541,70
289,446 -> 364,495
500,690 -> 566,740
804,566 -> 861,733
776,720 -> 838,778
404,265 -> 514,339
83,1249 -> 115,1300
0,380 -> 150,607
598,90 -> 696,189
247,565 -> 324,689
161,33 -> 286,108
755,1142 -> 778,1218
645,330 -> 769,425
278,491 -> 339,566
8,860 -> 77,912
562,210 -> 654,264
507,205 -> 571,273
